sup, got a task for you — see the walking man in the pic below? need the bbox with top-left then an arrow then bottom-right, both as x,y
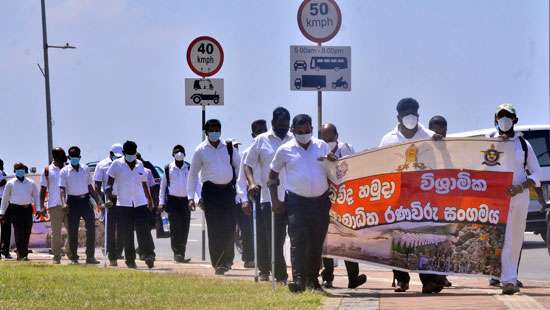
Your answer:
242,107 -> 292,283
319,123 -> 367,289
0,158 -> 13,259
269,114 -> 333,292
105,141 -> 156,269
40,147 -> 68,264
59,146 -> 103,264
0,163 -> 42,261
159,145 -> 194,263
188,119 -> 241,275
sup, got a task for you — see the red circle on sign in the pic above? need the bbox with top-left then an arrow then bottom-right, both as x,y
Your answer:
297,0 -> 342,43
186,36 -> 224,77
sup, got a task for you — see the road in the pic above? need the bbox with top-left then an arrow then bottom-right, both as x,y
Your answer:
154,209 -> 550,283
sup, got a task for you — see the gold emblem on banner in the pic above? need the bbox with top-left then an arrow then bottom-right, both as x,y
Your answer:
397,144 -> 427,171
481,144 -> 502,166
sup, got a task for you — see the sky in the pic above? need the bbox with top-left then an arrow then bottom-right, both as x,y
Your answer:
1,0 -> 549,171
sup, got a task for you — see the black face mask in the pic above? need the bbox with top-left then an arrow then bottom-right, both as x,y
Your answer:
273,127 -> 289,139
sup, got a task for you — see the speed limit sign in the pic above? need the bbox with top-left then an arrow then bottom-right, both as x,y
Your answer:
186,36 -> 224,77
297,0 -> 342,44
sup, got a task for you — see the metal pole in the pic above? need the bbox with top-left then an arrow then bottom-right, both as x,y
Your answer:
252,200 -> 259,282
271,205 -> 276,289
317,42 -> 322,137
201,103 -> 206,261
103,208 -> 108,268
41,0 -> 53,163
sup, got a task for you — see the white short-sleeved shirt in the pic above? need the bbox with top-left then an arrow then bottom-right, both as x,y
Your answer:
245,130 -> 292,203
59,164 -> 92,196
0,170 -> 6,199
40,163 -> 63,207
159,161 -> 195,205
379,124 -> 434,147
94,157 -> 118,195
488,132 -> 542,188
107,158 -> 148,207
187,139 -> 241,199
270,137 -> 331,198
333,142 -> 355,159
145,168 -> 155,188
236,147 -> 262,203
0,178 -> 41,215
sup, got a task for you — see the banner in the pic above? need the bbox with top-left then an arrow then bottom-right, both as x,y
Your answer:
323,138 -> 515,277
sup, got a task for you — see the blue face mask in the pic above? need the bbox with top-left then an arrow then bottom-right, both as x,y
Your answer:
125,154 -> 137,162
208,131 -> 221,142
69,157 -> 80,166
15,169 -> 26,178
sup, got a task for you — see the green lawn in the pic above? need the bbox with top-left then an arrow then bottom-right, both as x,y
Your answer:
0,262 -> 324,309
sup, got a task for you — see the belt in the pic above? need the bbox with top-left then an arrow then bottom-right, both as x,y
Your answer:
168,195 -> 188,200
203,181 -> 233,189
9,203 -> 32,208
68,194 -> 89,199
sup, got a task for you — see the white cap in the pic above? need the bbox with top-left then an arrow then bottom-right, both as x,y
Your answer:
110,143 -> 123,157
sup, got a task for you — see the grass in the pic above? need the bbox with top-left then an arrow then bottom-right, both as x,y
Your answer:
0,262 -> 324,309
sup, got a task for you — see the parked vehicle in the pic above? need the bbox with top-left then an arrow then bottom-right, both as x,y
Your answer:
450,125 -> 550,243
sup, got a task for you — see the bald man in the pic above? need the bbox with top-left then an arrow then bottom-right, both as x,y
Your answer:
319,123 -> 367,289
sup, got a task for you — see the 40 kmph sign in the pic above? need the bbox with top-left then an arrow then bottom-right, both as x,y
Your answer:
186,36 -> 224,77
297,0 -> 342,44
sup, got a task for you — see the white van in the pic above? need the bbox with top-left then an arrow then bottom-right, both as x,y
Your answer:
449,125 -> 550,241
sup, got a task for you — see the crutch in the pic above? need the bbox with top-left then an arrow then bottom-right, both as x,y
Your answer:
271,204 -> 276,289
252,200 -> 259,282
103,207 -> 108,268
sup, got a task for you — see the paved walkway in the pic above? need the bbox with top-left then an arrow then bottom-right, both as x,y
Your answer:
15,253 -> 550,309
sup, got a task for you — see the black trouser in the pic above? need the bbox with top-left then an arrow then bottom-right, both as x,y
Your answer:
322,258 -> 360,283
166,195 -> 191,257
106,196 -> 123,260
0,202 -> 14,254
257,201 -> 288,281
202,181 -> 236,269
67,195 -> 96,260
393,270 -> 446,287
286,191 -> 330,283
118,205 -> 155,263
10,204 -> 33,258
235,202 -> 253,263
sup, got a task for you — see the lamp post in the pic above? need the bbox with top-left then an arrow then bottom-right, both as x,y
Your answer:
40,0 -> 76,163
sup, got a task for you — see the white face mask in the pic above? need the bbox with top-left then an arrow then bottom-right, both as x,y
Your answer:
401,114 -> 418,130
174,152 -> 185,161
295,133 -> 312,145
327,142 -> 337,150
497,117 -> 514,132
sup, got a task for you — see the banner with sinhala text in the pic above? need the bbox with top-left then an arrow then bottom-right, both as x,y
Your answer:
323,138 -> 515,277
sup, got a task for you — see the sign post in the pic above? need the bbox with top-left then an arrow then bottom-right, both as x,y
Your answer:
186,35 -> 224,261
295,0 -> 345,136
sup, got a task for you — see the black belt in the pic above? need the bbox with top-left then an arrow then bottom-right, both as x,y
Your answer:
203,181 -> 233,189
68,194 -> 89,199
168,195 -> 188,200
8,203 -> 32,208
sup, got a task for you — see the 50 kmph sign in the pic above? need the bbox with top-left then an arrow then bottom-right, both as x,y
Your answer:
297,0 -> 342,44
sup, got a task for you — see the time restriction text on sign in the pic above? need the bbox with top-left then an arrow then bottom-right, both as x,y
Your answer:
297,0 -> 342,43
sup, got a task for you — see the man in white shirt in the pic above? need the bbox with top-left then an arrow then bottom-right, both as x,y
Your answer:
0,158 -> 12,259
269,114 -> 333,292
0,162 -> 42,261
39,147 -> 68,264
105,141 -> 156,269
236,120 -> 268,269
379,98 -> 444,294
59,146 -> 103,265
319,123 -> 367,290
159,145 -> 194,263
490,104 -> 542,295
242,107 -> 292,282
187,119 -> 241,275
94,143 -> 124,263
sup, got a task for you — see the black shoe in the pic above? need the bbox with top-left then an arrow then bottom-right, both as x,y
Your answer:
86,258 -> 100,265
70,260 -> 79,265
394,280 -> 409,292
3,253 -> 13,259
502,283 -> 520,295
174,255 -> 191,264
243,261 -> 255,268
444,278 -> 452,287
259,274 -> 270,282
138,254 -> 145,261
307,278 -> 323,291
348,274 -> 367,289
145,258 -> 154,269
517,280 -> 524,288
489,278 -> 501,287
126,261 -> 137,269
109,260 -> 118,267
422,281 -> 444,294
322,280 -> 333,289
288,277 -> 306,293
215,267 -> 227,275
117,255 -> 124,260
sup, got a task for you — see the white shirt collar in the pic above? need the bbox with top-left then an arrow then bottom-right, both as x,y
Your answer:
268,129 -> 292,142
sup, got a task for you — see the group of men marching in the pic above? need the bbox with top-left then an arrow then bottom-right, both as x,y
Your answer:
0,99 -> 541,295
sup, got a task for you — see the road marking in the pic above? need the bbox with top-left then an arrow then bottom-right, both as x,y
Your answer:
495,295 -> 548,310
